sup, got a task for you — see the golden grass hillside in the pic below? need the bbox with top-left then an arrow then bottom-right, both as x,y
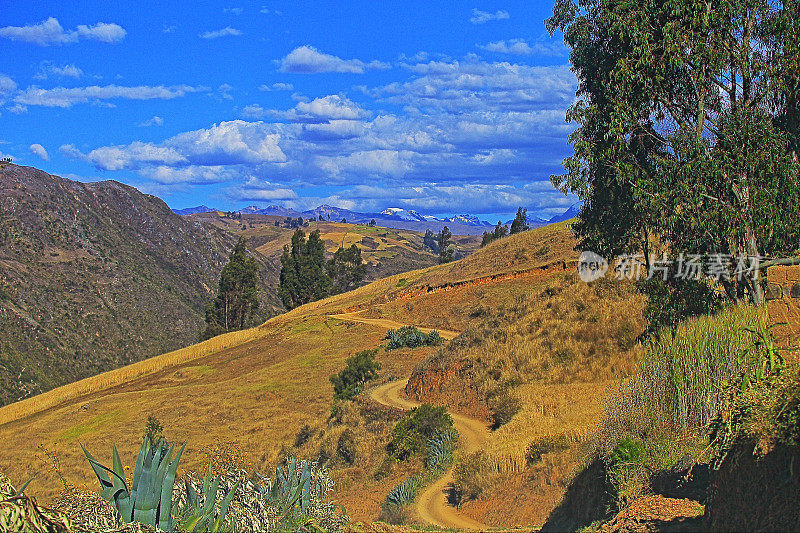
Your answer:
0,221 -> 645,528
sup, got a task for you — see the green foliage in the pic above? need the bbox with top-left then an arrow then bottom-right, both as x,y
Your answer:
388,404 -> 454,461
143,415 -> 164,447
424,429 -> 458,471
203,237 -> 260,339
422,229 -> 439,253
636,277 -> 722,338
177,465 -> 241,532
279,230 -> 367,310
548,0 -> 800,304
510,207 -> 530,235
608,437 -> 647,499
489,392 -> 522,430
481,221 -> 509,247
453,451 -> 490,503
329,349 -> 381,401
384,477 -> 422,507
82,437 -> 185,531
385,325 -> 442,350
326,244 -> 366,294
279,229 -> 331,310
438,226 -> 453,264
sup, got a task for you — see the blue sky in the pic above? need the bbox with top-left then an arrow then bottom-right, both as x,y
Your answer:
0,1 -> 579,220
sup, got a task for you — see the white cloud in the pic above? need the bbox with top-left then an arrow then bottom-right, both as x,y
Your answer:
139,115 -> 164,127
33,63 -> 83,80
478,38 -> 567,57
294,95 -> 369,120
0,18 -> 125,46
230,177 -> 298,201
29,143 -> 49,160
0,74 -> 16,96
240,104 -> 267,119
140,165 -> 235,184
470,9 -> 510,24
223,7 -> 243,14
218,84 -> 234,100
14,84 -> 208,108
163,25 -> 177,33
259,82 -> 294,91
278,45 -> 389,74
62,141 -> 187,170
199,27 -> 242,39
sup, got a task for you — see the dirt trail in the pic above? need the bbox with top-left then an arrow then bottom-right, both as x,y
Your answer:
327,311 -> 460,340
370,379 -> 492,531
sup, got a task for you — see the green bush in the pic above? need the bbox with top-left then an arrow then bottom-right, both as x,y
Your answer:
387,404 -> 454,460
385,326 -> 443,350
453,451 -> 490,503
329,349 -> 381,400
636,277 -> 722,338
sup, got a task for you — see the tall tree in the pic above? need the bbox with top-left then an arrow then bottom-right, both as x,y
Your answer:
328,244 -> 367,293
279,229 -> 331,309
438,226 -> 454,264
203,238 -> 260,339
423,229 -> 439,253
510,207 -> 530,234
548,0 -> 800,305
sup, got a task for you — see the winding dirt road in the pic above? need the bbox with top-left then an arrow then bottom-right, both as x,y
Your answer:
327,311 -> 460,341
370,379 -> 492,531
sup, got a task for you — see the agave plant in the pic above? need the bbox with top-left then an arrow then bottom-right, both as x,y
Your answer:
82,437 -> 184,531
177,465 -> 241,532
385,476 -> 421,507
425,429 -> 458,471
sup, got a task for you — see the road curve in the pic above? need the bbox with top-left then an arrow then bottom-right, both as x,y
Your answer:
370,379 -> 491,531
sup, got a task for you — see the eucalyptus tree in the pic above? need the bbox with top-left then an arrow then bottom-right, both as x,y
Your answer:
548,0 -> 800,304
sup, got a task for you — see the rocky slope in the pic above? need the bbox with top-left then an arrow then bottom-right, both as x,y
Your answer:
0,164 -> 281,406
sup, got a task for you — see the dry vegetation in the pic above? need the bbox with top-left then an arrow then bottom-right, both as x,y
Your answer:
0,221 -> 646,529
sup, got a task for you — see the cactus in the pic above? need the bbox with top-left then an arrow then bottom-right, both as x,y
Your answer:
385,477 -> 421,506
82,437 -> 184,531
425,429 -> 458,470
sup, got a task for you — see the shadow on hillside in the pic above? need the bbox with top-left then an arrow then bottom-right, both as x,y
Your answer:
540,457 -> 616,532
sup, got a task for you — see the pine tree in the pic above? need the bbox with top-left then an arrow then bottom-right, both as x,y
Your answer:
438,226 -> 454,264
203,238 -> 260,339
510,207 -> 529,234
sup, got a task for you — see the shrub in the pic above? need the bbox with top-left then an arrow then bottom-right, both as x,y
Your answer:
526,434 -> 571,465
636,277 -> 722,338
453,451 -> 490,503
336,429 -> 357,465
294,424 -> 313,447
385,325 -> 443,350
329,349 -> 381,400
489,392 -> 522,430
388,404 -> 454,460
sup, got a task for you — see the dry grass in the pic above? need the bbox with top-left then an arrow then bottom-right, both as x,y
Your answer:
0,326 -> 272,427
0,221 -> 628,529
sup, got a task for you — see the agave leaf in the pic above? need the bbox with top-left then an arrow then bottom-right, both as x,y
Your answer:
202,476 -> 220,516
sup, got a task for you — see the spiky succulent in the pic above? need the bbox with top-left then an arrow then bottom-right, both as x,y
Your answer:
425,429 -> 458,471
82,437 -> 184,531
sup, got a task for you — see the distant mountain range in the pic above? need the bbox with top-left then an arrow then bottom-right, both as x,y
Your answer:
173,203 -> 582,235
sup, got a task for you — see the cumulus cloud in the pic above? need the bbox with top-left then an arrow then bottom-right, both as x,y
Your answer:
66,56 -> 577,213
139,115 -> 164,127
33,63 -> 83,80
279,46 -> 389,74
470,9 -> 509,24
223,7 -> 243,14
14,84 -> 208,108
0,18 -> 125,46
29,143 -> 49,160
199,27 -> 242,39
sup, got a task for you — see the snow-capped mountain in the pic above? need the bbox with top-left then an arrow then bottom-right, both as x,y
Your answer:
443,214 -> 493,227
380,208 -> 428,222
549,203 -> 581,223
